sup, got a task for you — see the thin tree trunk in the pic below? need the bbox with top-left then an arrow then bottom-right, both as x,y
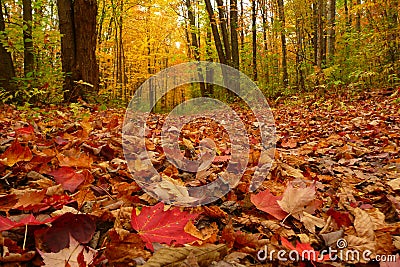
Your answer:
204,0 -> 226,65
322,0 -> 327,64
277,0 -> 288,87
261,0 -> 269,83
230,0 -> 239,70
295,18 -> 305,91
186,0 -> 206,96
252,0 -> 257,80
327,0 -> 335,65
206,25 -> 214,96
386,0 -> 399,78
23,0 -> 34,76
316,0 -> 323,68
240,0 -> 244,50
98,0 -> 106,44
57,0 -> 76,99
0,0 -> 15,92
355,0 -> 361,32
216,0 -> 231,64
312,2 -> 318,64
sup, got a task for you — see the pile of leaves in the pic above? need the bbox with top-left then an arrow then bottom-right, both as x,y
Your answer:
0,89 -> 399,267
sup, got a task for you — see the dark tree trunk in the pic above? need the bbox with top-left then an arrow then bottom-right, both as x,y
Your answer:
23,0 -> 34,76
230,0 -> 239,70
355,0 -> 361,32
205,0 -> 226,65
73,0 -> 99,100
57,0 -> 76,99
0,0 -> 15,92
277,0 -> 288,87
206,25 -> 214,96
240,0 -> 244,50
216,0 -> 231,64
387,0 -> 399,74
251,0 -> 257,80
57,0 -> 99,102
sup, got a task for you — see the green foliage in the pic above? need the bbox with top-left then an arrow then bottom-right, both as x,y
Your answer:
1,0 -> 63,105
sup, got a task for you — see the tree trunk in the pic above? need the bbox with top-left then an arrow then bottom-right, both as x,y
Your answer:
240,0 -> 244,50
387,0 -> 399,74
261,0 -> 269,84
74,0 -> 98,99
355,0 -> 361,32
327,0 -> 335,65
206,25 -> 214,96
295,17 -> 305,91
57,0 -> 99,102
0,0 -> 15,92
186,0 -> 206,96
316,0 -> 324,68
216,0 -> 231,65
57,0 -> 76,100
277,0 -> 288,88
204,0 -> 226,65
23,0 -> 34,76
230,0 -> 239,70
251,0 -> 257,80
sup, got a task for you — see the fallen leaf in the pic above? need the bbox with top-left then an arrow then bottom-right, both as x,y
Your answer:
131,202 -> 200,251
251,190 -> 288,220
49,167 -> 85,192
42,212 -> 96,252
142,244 -> 227,267
38,234 -> 96,267
277,182 -> 316,219
0,140 -> 33,166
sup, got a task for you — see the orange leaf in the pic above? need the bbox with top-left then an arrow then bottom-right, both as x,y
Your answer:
0,140 -> 33,166
251,190 -> 288,220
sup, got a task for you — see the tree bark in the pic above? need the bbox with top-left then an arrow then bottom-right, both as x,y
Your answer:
230,0 -> 239,70
261,0 -> 269,83
316,0 -> 324,68
23,0 -> 34,76
251,0 -> 257,80
186,0 -> 206,96
355,0 -> 361,32
74,0 -> 98,99
204,0 -> 226,65
277,0 -> 288,87
0,0 -> 15,92
240,0 -> 244,50
57,0 -> 99,102
215,0 -> 231,64
327,0 -> 335,65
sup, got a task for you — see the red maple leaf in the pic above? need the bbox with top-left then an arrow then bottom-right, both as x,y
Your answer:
251,189 -> 288,220
49,167 -> 85,192
0,214 -> 57,232
131,202 -> 200,251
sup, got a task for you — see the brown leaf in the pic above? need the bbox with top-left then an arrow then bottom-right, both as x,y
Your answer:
353,208 -> 375,241
277,182 -> 316,219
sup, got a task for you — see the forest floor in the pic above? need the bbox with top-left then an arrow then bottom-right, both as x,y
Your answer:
0,88 -> 399,267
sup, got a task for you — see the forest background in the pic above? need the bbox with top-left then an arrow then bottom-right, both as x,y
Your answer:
0,0 -> 399,107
